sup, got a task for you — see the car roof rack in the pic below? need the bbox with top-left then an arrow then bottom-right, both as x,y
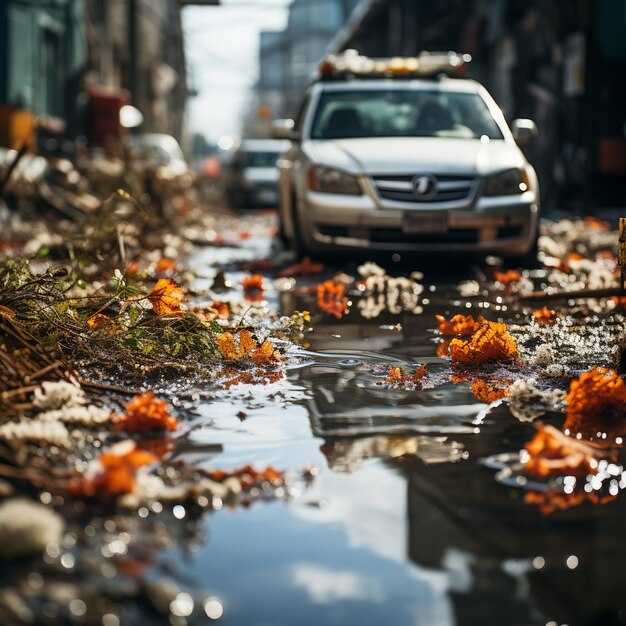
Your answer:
315,49 -> 472,81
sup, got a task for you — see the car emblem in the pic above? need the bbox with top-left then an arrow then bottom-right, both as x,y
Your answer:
412,174 -> 438,199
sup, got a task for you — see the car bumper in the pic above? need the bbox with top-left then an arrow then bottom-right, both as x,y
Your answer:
300,192 -> 539,255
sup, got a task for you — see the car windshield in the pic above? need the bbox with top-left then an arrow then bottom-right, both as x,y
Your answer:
310,89 -> 504,140
244,151 -> 280,167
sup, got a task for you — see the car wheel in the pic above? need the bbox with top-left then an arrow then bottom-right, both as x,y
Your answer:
505,227 -> 539,268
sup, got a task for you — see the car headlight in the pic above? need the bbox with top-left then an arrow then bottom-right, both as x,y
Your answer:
308,166 -> 362,195
483,168 -> 529,196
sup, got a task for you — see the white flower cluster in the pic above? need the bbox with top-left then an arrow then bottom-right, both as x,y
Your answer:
511,315 -> 626,371
458,280 -> 481,297
0,498 -> 64,559
0,419 -> 69,445
38,405 -> 111,425
540,218 -> 616,258
355,262 -> 424,318
357,261 -> 386,278
33,381 -> 86,410
118,467 -> 247,508
508,377 -> 566,422
1,381 -> 111,445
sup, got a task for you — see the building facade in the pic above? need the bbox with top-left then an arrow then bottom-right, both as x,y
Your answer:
253,0 -> 361,135
0,0 -> 192,153
328,0 -> 626,209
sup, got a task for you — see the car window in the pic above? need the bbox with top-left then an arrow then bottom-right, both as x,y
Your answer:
244,151 -> 280,167
310,89 -> 504,140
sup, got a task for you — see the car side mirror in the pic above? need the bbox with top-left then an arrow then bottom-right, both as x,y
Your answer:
271,119 -> 299,141
511,119 -> 537,145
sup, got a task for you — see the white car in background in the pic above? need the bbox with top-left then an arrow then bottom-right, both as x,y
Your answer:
225,139 -> 289,208
273,51 -> 539,258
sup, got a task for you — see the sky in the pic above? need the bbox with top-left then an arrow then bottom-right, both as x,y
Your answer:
182,0 -> 290,144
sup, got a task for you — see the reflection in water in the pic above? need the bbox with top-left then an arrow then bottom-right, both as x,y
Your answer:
321,435 -> 467,473
278,284 -> 626,626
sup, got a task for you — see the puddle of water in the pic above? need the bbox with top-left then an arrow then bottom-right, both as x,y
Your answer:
164,231 -> 626,626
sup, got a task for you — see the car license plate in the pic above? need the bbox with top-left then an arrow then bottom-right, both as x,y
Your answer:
403,212 -> 448,234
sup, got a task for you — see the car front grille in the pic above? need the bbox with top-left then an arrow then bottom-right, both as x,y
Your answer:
372,174 -> 474,203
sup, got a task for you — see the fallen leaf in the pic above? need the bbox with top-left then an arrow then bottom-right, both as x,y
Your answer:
279,257 -> 325,277
87,313 -> 110,329
216,331 -> 281,365
148,278 -> 185,316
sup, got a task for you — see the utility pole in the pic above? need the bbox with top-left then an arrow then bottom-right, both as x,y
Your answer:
128,0 -> 139,112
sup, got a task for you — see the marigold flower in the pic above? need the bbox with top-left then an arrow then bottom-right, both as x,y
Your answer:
523,424 -> 605,478
436,340 -> 451,357
532,307 -> 556,325
148,278 -> 185,316
525,489 -> 616,515
114,392 -> 178,433
563,367 -> 626,440
69,441 -> 158,498
242,274 -> 264,292
155,257 -> 176,275
126,261 -> 140,276
583,216 -> 610,231
470,379 -> 510,403
205,464 -> 284,489
448,320 -> 518,365
435,314 -> 483,336
494,269 -> 521,285
317,280 -> 349,318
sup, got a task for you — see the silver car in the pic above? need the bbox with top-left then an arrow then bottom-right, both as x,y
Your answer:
273,53 -> 539,258
225,139 -> 289,208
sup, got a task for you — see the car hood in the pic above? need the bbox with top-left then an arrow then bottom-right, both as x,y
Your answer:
304,137 -> 525,176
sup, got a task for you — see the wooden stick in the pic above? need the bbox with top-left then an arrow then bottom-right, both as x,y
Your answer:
516,286 -> 626,303
25,361 -> 63,382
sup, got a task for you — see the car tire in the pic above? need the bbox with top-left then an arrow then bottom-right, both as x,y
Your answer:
290,193 -> 310,258
505,227 -> 539,268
